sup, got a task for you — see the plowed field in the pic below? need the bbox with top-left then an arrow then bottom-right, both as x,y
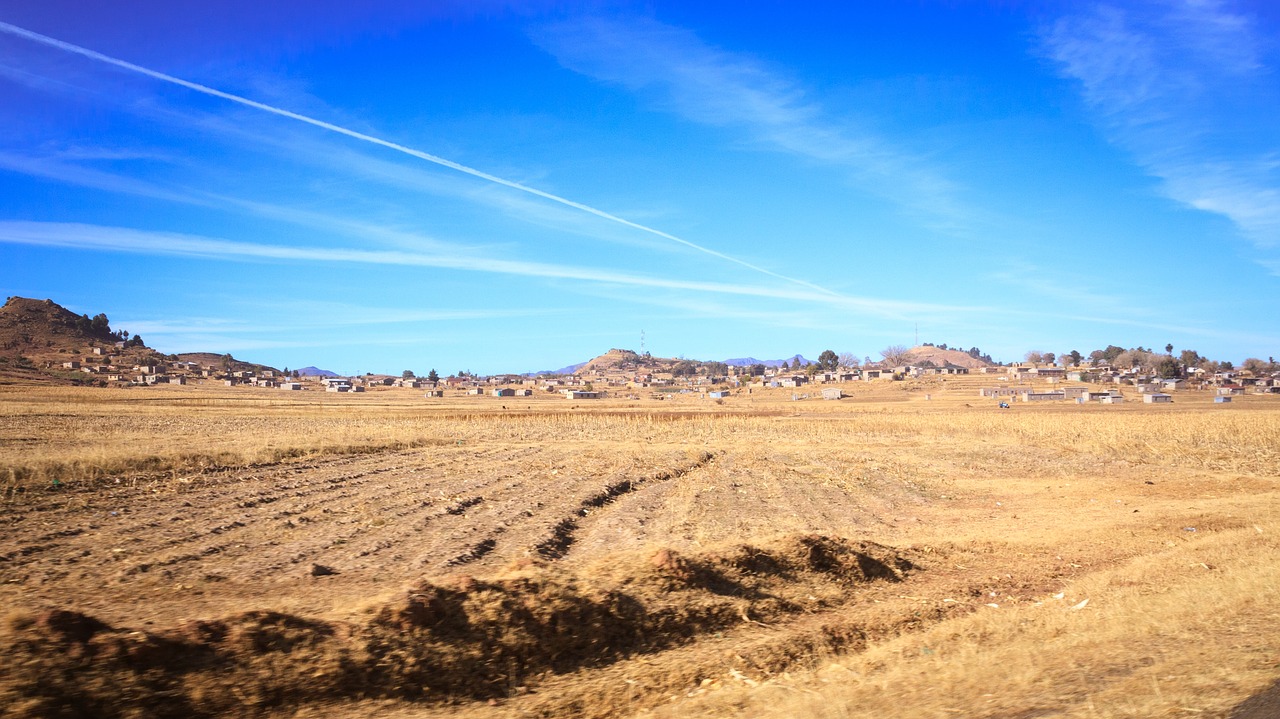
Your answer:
2,386 -> 1279,718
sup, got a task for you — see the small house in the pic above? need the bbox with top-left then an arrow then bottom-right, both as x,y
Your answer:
821,388 -> 843,400
709,390 -> 730,399
1142,393 -> 1173,403
492,388 -> 516,397
1214,396 -> 1232,404
423,389 -> 444,398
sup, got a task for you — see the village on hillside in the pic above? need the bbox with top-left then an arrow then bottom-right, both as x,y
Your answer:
3,297 -> 1279,403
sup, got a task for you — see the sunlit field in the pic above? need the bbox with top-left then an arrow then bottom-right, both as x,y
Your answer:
2,380 -> 1278,718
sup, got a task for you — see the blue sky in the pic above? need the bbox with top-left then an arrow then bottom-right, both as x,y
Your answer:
1,1 -> 1277,374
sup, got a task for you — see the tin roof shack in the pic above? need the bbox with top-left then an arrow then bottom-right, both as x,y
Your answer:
980,387 -> 1033,397
1020,391 -> 1066,402
492,388 -> 516,397
1100,395 -> 1124,404
1143,393 -> 1173,403
821,387 -> 843,400
1062,386 -> 1090,399
1214,396 -> 1232,403
708,390 -> 731,399
564,390 -> 600,399
280,382 -> 303,391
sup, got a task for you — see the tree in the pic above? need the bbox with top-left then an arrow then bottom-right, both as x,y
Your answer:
817,349 -> 839,372
704,361 -> 729,377
129,334 -> 145,348
1155,356 -> 1181,379
1165,343 -> 1174,355
1067,350 -> 1083,367
90,313 -> 110,335
780,360 -> 789,371
1042,352 -> 1056,366
1024,350 -> 1044,365
427,369 -> 439,383
748,363 -> 766,377
880,345 -> 912,366
220,353 -> 234,372
1242,358 -> 1268,375
837,352 -> 859,368
1179,349 -> 1202,368
402,369 -> 415,379
1221,360 -> 1234,371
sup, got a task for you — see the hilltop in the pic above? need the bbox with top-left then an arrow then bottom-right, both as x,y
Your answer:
0,297 -> 162,385
175,352 -> 281,376
905,345 -> 994,369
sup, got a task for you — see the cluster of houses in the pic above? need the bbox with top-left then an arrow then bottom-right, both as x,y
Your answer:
61,341 -> 1280,402
976,363 -> 1280,405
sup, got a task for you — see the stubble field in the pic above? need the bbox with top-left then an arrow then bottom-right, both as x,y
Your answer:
1,380 -> 1278,718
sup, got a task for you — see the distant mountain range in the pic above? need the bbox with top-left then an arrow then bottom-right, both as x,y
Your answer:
530,360 -> 587,376
724,355 -> 813,368
296,366 -> 339,377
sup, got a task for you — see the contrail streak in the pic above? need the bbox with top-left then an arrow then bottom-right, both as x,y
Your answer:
0,20 -> 840,296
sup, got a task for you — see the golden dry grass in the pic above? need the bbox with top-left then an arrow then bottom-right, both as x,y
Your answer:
2,381 -> 1279,718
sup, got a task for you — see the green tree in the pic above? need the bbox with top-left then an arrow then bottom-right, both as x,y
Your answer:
1165,343 -> 1174,355
427,368 -> 439,383
1155,356 -> 1181,379
402,369 -> 415,379
1067,350 -> 1082,366
817,349 -> 839,372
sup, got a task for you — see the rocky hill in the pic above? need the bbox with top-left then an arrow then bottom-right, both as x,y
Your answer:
905,345 -> 994,369
0,297 -> 163,385
175,352 -> 280,375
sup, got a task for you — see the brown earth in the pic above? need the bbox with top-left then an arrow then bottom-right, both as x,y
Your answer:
2,384 -> 1279,718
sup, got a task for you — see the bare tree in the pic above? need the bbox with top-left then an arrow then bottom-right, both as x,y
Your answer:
838,352 -> 859,368
1024,350 -> 1044,365
880,345 -> 913,366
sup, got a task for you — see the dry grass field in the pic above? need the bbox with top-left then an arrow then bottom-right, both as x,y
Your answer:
2,378 -> 1279,718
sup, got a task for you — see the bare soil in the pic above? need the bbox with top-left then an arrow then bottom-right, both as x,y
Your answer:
2,394 -> 1279,718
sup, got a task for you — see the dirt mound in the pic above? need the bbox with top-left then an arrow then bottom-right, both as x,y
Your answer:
0,535 -> 915,718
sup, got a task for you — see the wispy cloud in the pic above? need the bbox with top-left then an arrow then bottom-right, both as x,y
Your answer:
0,20 -> 835,296
1042,1 -> 1280,254
987,261 -> 1142,313
0,220 -> 974,317
532,16 -> 974,233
